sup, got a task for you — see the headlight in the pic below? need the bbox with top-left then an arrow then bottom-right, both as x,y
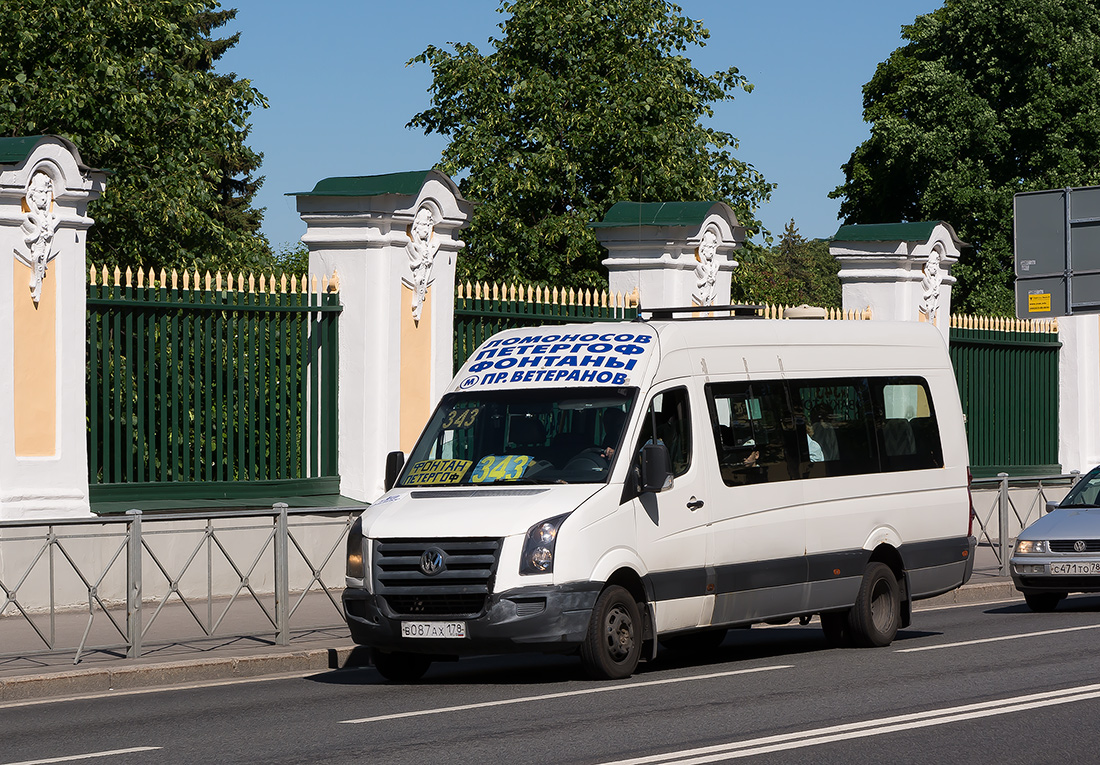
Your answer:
1015,539 -> 1049,555
346,516 -> 365,578
520,513 -> 570,575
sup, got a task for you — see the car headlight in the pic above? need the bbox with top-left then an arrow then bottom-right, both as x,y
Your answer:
346,516 -> 365,579
520,513 -> 570,575
1015,539 -> 1050,555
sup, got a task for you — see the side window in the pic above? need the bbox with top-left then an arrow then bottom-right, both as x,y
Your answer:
706,381 -> 797,486
635,388 -> 692,477
875,378 -> 944,471
794,379 -> 877,478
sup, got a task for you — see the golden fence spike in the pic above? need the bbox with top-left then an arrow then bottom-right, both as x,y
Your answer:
322,274 -> 329,293
88,264 -> 96,286
183,269 -> 191,291
330,269 -> 340,292
290,274 -> 297,294
138,268 -> 146,288
259,273 -> 266,293
310,274 -> 317,293
125,266 -> 133,288
159,268 -> 167,287
280,273 -> 287,293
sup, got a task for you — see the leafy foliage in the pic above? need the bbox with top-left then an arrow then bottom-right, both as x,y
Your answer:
408,0 -> 773,289
831,0 -> 1100,314
731,220 -> 840,308
0,0 -> 270,273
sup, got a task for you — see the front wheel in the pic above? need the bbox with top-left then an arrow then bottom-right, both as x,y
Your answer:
1024,591 -> 1065,612
847,562 -> 901,647
371,649 -> 432,682
580,585 -> 642,679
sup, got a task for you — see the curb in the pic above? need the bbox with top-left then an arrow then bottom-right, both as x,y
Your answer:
0,645 -> 370,703
914,580 -> 1019,609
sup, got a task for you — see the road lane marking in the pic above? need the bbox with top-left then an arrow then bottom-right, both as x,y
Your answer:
339,665 -> 792,724
2,747 -> 161,765
596,683 -> 1100,764
895,622 -> 1100,652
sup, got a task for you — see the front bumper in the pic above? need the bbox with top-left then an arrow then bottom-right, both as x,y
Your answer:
1011,556 -> 1100,593
342,582 -> 602,656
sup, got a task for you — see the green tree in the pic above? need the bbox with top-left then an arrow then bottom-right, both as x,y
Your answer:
831,0 -> 1100,315
408,0 -> 773,289
731,220 -> 840,307
0,1 -> 270,274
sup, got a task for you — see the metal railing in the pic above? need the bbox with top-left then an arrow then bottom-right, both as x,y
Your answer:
0,504 -> 360,665
971,472 -> 1081,575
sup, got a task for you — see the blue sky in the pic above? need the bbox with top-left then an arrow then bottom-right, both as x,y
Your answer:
217,1 -> 942,250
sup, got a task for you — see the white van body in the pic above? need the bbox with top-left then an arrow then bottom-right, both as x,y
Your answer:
344,317 -> 975,679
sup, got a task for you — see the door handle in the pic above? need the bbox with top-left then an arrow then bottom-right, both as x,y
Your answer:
687,497 -> 704,511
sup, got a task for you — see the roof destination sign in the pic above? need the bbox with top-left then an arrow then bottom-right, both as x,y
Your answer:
1015,185 -> 1100,318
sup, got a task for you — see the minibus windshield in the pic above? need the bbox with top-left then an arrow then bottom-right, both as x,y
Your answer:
398,387 -> 637,487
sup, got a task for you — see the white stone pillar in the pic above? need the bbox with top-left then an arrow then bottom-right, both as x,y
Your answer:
592,202 -> 744,310
0,136 -> 105,519
294,171 -> 472,502
1058,315 -> 1100,474
830,221 -> 965,345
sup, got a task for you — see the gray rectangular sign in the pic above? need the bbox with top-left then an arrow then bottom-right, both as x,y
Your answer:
1015,185 -> 1100,318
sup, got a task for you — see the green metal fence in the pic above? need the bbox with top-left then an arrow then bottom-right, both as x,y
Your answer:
87,268 -> 341,509
453,281 -> 639,372
949,315 -> 1061,478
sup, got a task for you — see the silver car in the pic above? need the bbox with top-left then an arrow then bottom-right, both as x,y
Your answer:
1012,466 -> 1100,611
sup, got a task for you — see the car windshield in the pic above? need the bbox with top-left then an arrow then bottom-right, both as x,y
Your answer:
398,387 -> 637,487
1061,466 -> 1100,507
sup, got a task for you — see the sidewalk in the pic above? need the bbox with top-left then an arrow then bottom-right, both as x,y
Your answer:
0,545 -> 1015,702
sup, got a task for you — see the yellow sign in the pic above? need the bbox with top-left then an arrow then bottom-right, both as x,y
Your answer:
1027,292 -> 1052,313
405,459 -> 473,486
471,454 -> 533,483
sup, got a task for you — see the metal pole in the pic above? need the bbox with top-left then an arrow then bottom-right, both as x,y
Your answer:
998,473 -> 1010,577
274,503 -> 290,646
126,509 -> 143,659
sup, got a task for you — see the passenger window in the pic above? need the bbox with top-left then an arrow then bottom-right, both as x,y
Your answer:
635,388 -> 692,477
794,380 -> 877,479
876,379 -> 943,471
706,382 -> 797,486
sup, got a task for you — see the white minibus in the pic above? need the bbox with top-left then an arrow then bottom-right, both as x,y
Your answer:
344,310 -> 975,680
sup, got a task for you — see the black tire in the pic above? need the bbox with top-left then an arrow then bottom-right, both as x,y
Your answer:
820,611 -> 851,648
1024,591 -> 1065,612
370,649 -> 432,682
847,562 -> 901,647
660,628 -> 728,654
580,585 -> 642,679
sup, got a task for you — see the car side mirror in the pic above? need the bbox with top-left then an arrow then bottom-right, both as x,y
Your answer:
1046,500 -> 1060,514
384,450 -> 405,492
638,443 -> 673,493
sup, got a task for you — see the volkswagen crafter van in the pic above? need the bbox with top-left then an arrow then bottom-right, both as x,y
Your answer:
343,311 -> 976,680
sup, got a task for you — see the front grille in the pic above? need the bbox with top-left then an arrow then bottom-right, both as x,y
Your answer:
1050,540 -> 1100,553
374,538 -> 502,618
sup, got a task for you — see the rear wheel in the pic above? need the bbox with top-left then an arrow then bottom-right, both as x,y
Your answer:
847,562 -> 901,647
1024,591 -> 1065,612
581,585 -> 642,679
370,649 -> 432,682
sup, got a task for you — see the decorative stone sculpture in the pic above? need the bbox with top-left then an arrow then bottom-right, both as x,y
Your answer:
16,171 -> 60,304
692,226 -> 721,307
405,205 -> 440,323
919,245 -> 945,324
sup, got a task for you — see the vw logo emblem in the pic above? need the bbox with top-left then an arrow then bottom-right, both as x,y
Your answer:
420,547 -> 446,576
1075,540 -> 1087,553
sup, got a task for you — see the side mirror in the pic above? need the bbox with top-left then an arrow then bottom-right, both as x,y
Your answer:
1046,500 -> 1061,514
638,443 -> 673,493
384,450 -> 405,492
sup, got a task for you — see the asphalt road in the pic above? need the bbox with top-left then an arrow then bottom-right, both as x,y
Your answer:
4,592 -> 1100,765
